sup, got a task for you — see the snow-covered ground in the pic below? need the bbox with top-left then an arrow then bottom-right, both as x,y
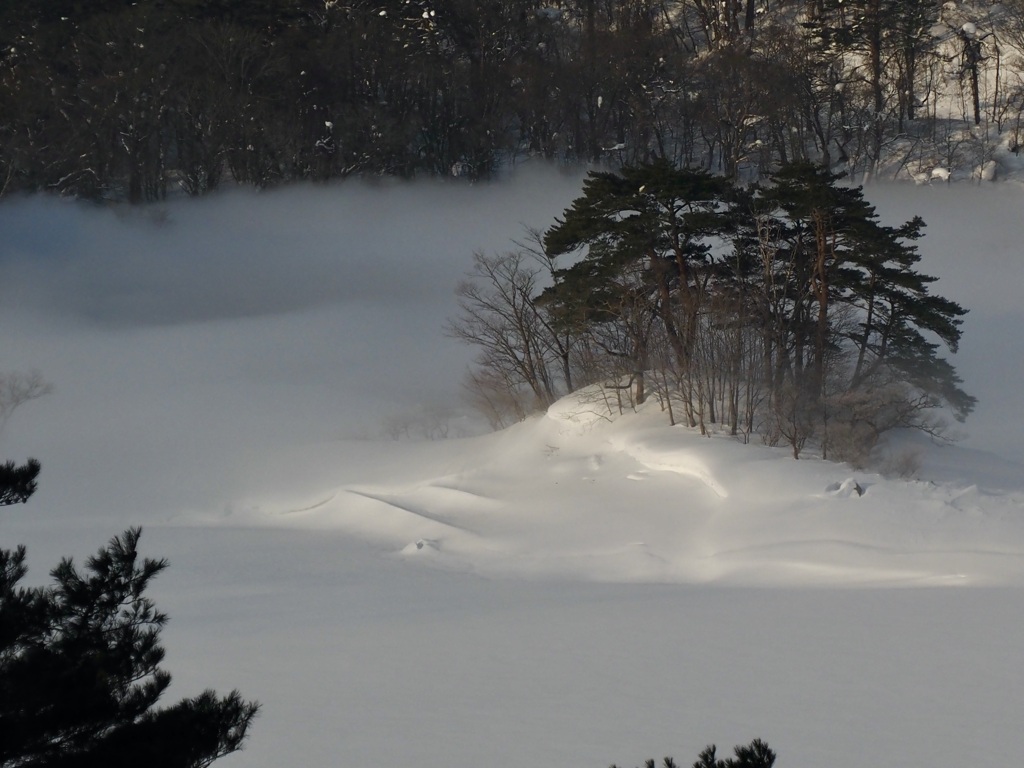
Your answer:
2,169 -> 1024,767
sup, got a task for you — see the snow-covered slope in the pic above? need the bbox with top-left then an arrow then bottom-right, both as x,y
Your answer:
216,386 -> 1024,587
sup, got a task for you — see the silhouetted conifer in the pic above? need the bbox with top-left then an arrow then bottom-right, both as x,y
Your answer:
610,739 -> 776,768
0,528 -> 259,768
0,459 -> 40,506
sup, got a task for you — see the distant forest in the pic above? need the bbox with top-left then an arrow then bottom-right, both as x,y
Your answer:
1,0 -> 1021,202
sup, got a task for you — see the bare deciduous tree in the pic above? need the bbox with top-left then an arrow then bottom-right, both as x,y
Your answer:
447,248 -> 580,424
0,371 -> 51,437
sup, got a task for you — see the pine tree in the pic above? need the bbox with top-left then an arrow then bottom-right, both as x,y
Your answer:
609,738 -> 776,768
537,158 -> 974,460
0,459 -> 40,507
754,161 -> 974,459
0,528 -> 259,768
543,159 -> 733,403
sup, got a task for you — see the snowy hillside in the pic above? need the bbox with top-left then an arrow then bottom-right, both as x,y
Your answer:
2,170 -> 1024,767
221,388 -> 1024,587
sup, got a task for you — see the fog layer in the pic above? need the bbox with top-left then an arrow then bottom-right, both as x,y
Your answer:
0,168 -> 586,522
0,171 -> 1020,525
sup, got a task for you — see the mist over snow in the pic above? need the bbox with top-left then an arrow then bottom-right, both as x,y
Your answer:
0,166 -> 587,523
3,169 -> 1024,768
860,183 -> 1024,471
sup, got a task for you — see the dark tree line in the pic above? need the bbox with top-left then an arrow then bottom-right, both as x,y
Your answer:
7,0 -> 1023,201
452,159 -> 973,466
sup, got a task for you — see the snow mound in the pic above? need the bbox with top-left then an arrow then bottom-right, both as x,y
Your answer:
403,538 -> 441,554
825,478 -> 865,498
544,385 -> 619,431
607,430 -> 729,499
223,389 -> 1024,587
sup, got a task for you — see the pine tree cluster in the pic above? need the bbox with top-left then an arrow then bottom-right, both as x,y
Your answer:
454,159 -> 973,464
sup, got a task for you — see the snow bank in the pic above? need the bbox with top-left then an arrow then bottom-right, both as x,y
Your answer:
216,388 -> 1024,587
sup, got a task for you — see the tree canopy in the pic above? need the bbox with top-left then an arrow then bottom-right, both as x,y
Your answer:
455,159 -> 974,466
